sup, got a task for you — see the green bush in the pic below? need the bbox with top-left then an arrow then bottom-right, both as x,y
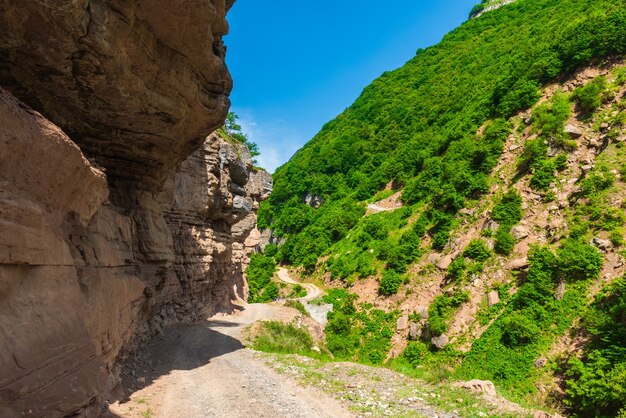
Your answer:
501,314 -> 541,347
379,270 -> 404,295
554,153 -> 568,171
532,92 -> 571,138
428,291 -> 470,336
463,239 -> 491,262
572,76 -> 608,113
611,229 -> 625,247
447,257 -> 466,282
494,228 -> 515,255
564,277 -> 626,417
403,341 -> 430,367
518,138 -> 548,173
323,289 -> 398,364
491,190 -> 523,227
580,168 -> 615,196
530,159 -> 556,191
556,239 -> 603,282
246,254 -> 277,303
264,244 -> 278,257
289,284 -> 307,299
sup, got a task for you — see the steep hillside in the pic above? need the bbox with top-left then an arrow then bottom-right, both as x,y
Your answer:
261,0 -> 626,416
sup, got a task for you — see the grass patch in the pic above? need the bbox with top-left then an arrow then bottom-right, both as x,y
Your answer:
252,321 -> 325,358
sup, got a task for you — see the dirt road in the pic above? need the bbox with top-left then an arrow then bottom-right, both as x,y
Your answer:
276,267 -> 322,301
108,304 -> 350,418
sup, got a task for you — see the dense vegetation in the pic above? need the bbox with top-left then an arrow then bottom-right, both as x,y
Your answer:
246,253 -> 278,303
565,277 -> 626,417
261,0 -> 626,274
323,289 -> 398,364
457,242 -> 602,398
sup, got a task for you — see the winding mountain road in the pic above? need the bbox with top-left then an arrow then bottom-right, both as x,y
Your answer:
276,267 -> 322,301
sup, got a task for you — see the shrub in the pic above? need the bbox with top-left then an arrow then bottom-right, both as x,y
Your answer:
530,159 -> 556,191
497,78 -> 541,117
572,76 -> 608,113
495,228 -> 515,255
386,228 -> 423,272
580,168 -> 615,196
447,257 -> 466,282
611,229 -> 625,247
532,92 -> 571,137
554,153 -> 568,171
564,277 -> 626,417
463,239 -> 491,262
556,239 -> 603,282
501,314 -> 541,347
403,341 -> 430,367
264,244 -> 278,257
379,270 -> 404,295
518,138 -> 548,173
492,190 -> 523,227
246,254 -> 277,303
363,216 -> 389,241
428,291 -> 470,336
289,284 -> 307,299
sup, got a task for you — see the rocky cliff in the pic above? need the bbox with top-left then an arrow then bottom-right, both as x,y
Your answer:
0,1 -> 271,416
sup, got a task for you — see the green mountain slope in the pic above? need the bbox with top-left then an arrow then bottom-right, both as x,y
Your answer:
261,0 -> 626,268
255,0 -> 626,415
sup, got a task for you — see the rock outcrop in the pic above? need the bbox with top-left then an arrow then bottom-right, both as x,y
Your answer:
0,0 -> 234,194
0,1 -> 271,417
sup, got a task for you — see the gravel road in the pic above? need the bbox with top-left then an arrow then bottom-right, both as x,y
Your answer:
108,304 -> 350,418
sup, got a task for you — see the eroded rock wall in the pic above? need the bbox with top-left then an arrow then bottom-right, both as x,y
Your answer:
0,0 -> 235,193
0,1 -> 271,416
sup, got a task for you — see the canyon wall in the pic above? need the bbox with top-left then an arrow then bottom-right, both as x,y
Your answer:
0,1 -> 270,416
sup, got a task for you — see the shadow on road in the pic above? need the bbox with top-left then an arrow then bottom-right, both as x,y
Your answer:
104,320 -> 245,416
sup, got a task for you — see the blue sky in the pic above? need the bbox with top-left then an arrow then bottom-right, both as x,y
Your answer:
225,1 -> 478,172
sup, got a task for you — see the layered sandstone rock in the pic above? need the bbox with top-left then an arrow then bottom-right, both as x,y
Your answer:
0,1 -> 271,416
0,0 -> 234,193
0,87 -> 271,417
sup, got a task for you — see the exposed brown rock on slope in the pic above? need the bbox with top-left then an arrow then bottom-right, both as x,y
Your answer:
0,1 -> 271,417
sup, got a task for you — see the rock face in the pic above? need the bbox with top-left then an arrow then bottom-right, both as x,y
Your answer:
0,2 -> 272,417
0,0 -> 234,194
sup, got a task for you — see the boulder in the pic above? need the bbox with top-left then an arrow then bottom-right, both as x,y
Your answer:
409,323 -> 421,341
511,225 -> 530,240
534,357 -> 548,368
565,124 -> 583,138
483,220 -> 500,232
437,255 -> 453,270
428,253 -> 441,264
509,258 -> 529,270
431,334 -> 449,349
590,237 -> 613,251
487,291 -> 500,307
397,315 -> 409,331
452,380 -> 497,397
